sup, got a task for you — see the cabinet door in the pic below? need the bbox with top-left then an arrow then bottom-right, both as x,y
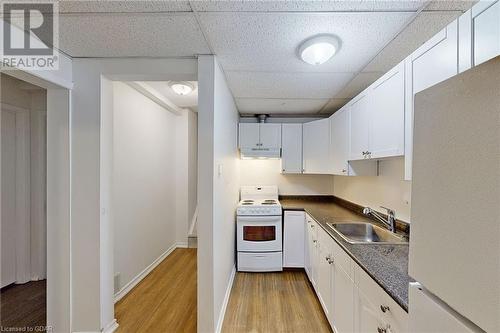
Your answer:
317,228 -> 332,319
259,123 -> 281,149
303,118 -> 330,174
306,218 -> 318,287
281,124 -> 303,173
238,123 -> 260,149
283,211 -> 305,267
473,1 -> 500,66
355,287 -> 384,333
369,62 -> 405,159
305,217 -> 312,279
332,265 -> 355,333
404,20 -> 458,180
330,106 -> 349,175
349,92 -> 370,161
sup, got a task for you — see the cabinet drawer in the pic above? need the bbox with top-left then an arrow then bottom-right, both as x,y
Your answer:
355,264 -> 408,333
331,238 -> 354,279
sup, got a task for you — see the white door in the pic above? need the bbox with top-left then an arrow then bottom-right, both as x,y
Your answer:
281,124 -> 302,173
305,215 -> 314,281
316,229 -> 332,318
1,110 -> 17,288
369,62 -> 405,159
473,1 -> 500,66
409,284 -> 481,333
404,20 -> 458,180
330,106 -> 349,175
332,264 -> 355,333
283,211 -> 305,267
349,93 -> 370,161
303,118 -> 330,174
259,123 -> 281,149
309,220 -> 319,288
238,123 -> 259,149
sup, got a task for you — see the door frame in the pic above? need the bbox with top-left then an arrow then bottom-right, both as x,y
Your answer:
1,102 -> 31,285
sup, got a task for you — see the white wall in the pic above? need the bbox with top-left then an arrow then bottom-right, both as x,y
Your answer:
240,159 -> 334,195
112,81 -> 179,292
197,55 -> 240,333
333,157 -> 412,222
188,110 -> 198,233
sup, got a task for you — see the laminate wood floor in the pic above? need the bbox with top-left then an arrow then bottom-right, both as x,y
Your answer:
0,280 -> 46,329
222,271 -> 332,333
115,248 -> 197,333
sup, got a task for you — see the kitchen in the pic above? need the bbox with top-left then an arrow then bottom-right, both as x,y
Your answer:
225,1 -> 499,332
1,1 -> 499,332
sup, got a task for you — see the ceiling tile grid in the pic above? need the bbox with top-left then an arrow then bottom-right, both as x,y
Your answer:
54,0 -> 474,115
198,12 -> 414,73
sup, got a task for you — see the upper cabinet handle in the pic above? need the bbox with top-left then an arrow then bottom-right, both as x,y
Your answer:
380,305 -> 390,313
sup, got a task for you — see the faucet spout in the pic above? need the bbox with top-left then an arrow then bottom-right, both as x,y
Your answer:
363,206 -> 396,233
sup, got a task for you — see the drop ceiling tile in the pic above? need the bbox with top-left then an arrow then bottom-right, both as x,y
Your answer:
320,98 -> 351,114
192,1 -> 425,12
199,12 -> 414,73
58,13 -> 210,57
226,71 -> 355,99
363,11 -> 462,72
236,98 -> 329,114
59,0 -> 192,13
423,0 -> 476,12
334,72 -> 383,99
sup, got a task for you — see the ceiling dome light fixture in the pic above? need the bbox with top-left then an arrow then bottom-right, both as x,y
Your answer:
298,34 -> 341,65
169,81 -> 194,95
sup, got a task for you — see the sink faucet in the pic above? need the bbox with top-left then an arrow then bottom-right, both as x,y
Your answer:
363,206 -> 396,233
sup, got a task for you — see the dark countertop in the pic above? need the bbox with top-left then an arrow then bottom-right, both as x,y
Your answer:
280,197 -> 411,312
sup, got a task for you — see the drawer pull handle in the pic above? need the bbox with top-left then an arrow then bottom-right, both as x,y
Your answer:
377,327 -> 387,333
380,305 -> 390,313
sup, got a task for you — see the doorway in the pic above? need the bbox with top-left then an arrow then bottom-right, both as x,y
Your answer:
104,80 -> 198,332
1,74 -> 47,330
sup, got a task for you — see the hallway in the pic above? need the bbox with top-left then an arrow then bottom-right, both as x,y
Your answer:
115,248 -> 197,333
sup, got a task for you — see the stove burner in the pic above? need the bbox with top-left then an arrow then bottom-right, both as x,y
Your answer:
242,202 -> 253,205
262,202 -> 276,205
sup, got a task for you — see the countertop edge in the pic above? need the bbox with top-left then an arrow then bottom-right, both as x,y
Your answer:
283,205 -> 410,312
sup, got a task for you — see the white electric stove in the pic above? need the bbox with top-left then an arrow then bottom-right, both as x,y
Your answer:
236,186 -> 283,272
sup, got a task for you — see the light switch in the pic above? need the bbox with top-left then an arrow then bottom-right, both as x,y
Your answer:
218,163 -> 223,177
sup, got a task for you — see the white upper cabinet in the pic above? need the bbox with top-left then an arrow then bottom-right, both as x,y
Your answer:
348,92 -> 371,161
404,20 -> 459,180
281,124 -> 303,174
238,123 -> 281,149
303,118 -> 331,174
259,123 -> 282,149
349,62 -> 405,161
238,123 -> 260,149
473,0 -> 500,66
369,62 -> 405,159
330,105 -> 349,175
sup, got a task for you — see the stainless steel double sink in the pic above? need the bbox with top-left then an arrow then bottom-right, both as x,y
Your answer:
326,222 -> 408,245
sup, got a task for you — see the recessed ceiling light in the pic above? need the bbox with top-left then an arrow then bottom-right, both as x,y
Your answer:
298,34 -> 341,65
169,81 -> 194,95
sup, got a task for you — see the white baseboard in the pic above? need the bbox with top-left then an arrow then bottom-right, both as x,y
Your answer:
114,242 -> 185,303
215,265 -> 236,333
102,319 -> 119,333
176,241 -> 188,248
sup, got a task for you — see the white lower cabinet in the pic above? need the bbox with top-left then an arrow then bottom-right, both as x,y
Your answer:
304,217 -> 408,333
283,211 -> 305,267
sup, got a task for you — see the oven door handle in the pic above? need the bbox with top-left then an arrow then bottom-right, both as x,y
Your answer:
237,216 -> 282,223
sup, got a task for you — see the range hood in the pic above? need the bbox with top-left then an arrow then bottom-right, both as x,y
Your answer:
240,147 -> 281,159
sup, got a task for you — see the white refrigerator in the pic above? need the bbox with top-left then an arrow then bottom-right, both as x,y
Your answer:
409,56 -> 499,332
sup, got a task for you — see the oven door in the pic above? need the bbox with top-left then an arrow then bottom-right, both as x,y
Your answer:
237,215 -> 282,252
